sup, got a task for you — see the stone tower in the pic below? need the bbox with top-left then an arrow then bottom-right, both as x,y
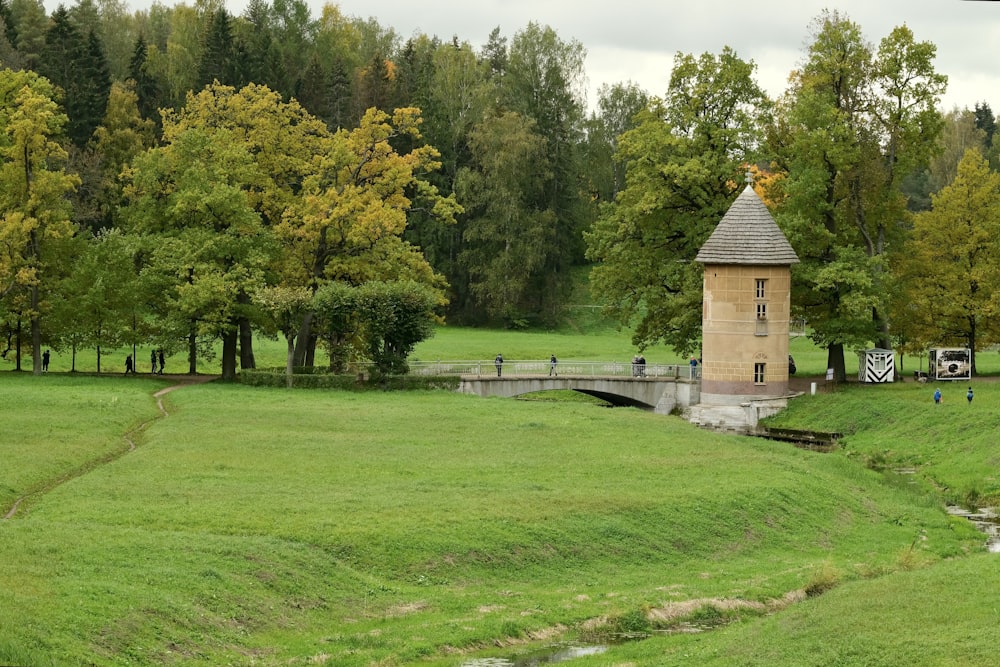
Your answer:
694,183 -> 799,408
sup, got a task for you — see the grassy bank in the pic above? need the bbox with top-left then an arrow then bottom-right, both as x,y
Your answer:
764,379 -> 1000,507
0,374 -> 989,665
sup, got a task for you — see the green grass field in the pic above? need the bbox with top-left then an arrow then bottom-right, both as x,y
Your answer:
1,362 -> 996,665
3,322 -> 1000,665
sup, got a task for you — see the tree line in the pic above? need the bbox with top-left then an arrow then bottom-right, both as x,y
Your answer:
0,2 -> 997,380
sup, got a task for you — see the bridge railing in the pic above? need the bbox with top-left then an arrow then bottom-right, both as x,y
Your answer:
406,360 -> 696,379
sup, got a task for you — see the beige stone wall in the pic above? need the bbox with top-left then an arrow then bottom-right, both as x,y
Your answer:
700,264 -> 791,399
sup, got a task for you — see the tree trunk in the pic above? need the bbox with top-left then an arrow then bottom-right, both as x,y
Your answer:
221,327 -> 238,381
31,284 -> 41,375
239,316 -> 255,369
304,332 -> 316,367
293,311 -> 315,367
187,326 -> 197,374
970,318 -> 977,377
827,343 -> 846,383
15,317 -> 21,372
285,334 -> 295,389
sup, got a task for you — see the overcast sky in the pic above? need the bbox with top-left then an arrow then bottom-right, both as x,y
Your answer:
304,0 -> 999,113
39,0 -> 996,111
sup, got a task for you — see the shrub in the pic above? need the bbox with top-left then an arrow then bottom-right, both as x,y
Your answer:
804,562 -> 841,597
239,368 -> 460,391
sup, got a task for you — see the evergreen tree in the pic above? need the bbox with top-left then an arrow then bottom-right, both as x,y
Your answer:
295,52 -> 332,123
0,0 -> 17,47
234,0 -> 278,89
9,0 -> 46,70
974,102 -> 996,149
197,7 -> 237,88
39,9 -> 111,148
128,35 -> 163,128
354,49 -> 393,117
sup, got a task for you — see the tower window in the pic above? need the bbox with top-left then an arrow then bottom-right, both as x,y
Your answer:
756,303 -> 767,320
754,363 -> 766,385
755,279 -> 766,299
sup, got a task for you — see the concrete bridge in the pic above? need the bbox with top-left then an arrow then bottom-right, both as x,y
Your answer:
409,360 -> 701,415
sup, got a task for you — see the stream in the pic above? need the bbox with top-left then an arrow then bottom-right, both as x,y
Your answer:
461,508 -> 998,667
947,506 -> 1000,552
460,643 -> 608,666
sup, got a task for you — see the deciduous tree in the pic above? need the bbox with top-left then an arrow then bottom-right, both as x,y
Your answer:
772,12 -> 946,381
0,68 -> 80,374
122,126 -> 277,380
586,48 -> 769,354
277,106 -> 459,365
894,150 -> 1000,374
456,110 -> 553,325
355,279 -> 438,377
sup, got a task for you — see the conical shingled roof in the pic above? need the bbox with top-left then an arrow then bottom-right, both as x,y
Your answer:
695,185 -> 799,265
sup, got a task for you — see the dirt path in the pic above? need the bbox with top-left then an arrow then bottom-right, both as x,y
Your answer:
2,375 -> 218,520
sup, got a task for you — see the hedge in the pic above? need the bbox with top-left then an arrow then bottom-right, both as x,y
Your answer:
240,368 -> 460,391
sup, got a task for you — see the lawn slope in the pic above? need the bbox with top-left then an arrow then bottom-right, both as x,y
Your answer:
0,379 -> 985,666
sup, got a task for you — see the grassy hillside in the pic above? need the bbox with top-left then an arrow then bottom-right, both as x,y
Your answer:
764,379 -> 1000,507
0,374 -> 990,666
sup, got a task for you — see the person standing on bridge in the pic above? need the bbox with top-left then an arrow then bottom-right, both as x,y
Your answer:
550,354 -> 558,376
495,353 -> 503,377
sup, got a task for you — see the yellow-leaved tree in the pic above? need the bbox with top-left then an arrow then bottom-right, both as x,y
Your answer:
277,106 -> 461,366
893,149 -> 1000,375
0,69 -> 80,374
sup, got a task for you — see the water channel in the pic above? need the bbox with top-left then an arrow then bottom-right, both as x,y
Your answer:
947,506 -> 1000,552
461,507 -> 999,666
460,643 -> 608,667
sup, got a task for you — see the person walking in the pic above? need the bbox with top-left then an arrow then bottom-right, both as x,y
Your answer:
494,353 -> 503,377
158,349 -> 165,375
549,354 -> 558,377
689,356 -> 698,378
42,349 -> 50,373
151,349 -> 157,374
967,386 -> 974,404
125,354 -> 134,375
934,388 -> 942,404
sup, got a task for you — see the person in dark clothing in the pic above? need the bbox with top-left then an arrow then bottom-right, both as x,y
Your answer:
158,349 -> 165,375
151,349 -> 157,374
125,354 -> 134,375
42,350 -> 50,373
494,353 -> 503,377
967,387 -> 974,404
550,354 -> 558,376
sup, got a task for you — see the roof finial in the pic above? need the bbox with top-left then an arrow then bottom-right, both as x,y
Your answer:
745,168 -> 754,185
